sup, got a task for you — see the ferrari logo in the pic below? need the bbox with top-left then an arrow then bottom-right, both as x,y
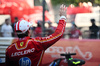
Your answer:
20,42 -> 24,47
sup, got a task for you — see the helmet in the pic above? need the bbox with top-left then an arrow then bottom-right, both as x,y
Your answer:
15,20 -> 33,34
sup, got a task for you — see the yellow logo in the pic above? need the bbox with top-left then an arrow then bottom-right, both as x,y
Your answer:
20,42 -> 24,47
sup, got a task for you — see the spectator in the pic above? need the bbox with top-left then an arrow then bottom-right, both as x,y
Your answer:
46,21 -> 55,36
83,2 -> 88,7
69,4 -> 75,8
87,2 -> 92,7
34,20 -> 42,37
12,17 -> 18,37
89,19 -> 99,39
69,24 -> 82,39
29,26 -> 36,37
1,18 -> 13,37
79,2 -> 83,7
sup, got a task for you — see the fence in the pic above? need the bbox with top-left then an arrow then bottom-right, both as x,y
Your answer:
0,37 -> 14,63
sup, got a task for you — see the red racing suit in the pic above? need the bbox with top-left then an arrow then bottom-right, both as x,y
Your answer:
6,18 -> 66,66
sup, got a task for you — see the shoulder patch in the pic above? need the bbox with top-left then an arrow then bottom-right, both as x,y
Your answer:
15,39 -> 33,50
20,42 -> 24,47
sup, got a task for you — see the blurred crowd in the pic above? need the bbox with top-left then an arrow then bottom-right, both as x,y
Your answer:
0,17 -> 56,38
0,17 -> 99,39
69,2 -> 92,8
0,1 -> 99,39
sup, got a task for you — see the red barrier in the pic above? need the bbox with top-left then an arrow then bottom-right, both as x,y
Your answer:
67,7 -> 92,15
42,39 -> 100,66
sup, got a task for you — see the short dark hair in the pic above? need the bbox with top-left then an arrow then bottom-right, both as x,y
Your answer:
90,19 -> 95,22
37,23 -> 41,27
5,18 -> 9,22
16,30 -> 28,38
73,24 -> 77,28
15,17 -> 18,20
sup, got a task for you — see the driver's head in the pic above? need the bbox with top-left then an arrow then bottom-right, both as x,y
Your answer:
15,20 -> 32,38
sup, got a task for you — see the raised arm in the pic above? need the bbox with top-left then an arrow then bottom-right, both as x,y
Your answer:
34,4 -> 67,50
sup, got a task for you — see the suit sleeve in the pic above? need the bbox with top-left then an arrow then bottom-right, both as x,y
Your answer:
34,17 -> 66,50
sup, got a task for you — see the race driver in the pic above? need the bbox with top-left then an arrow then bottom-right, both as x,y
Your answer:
6,4 -> 67,66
